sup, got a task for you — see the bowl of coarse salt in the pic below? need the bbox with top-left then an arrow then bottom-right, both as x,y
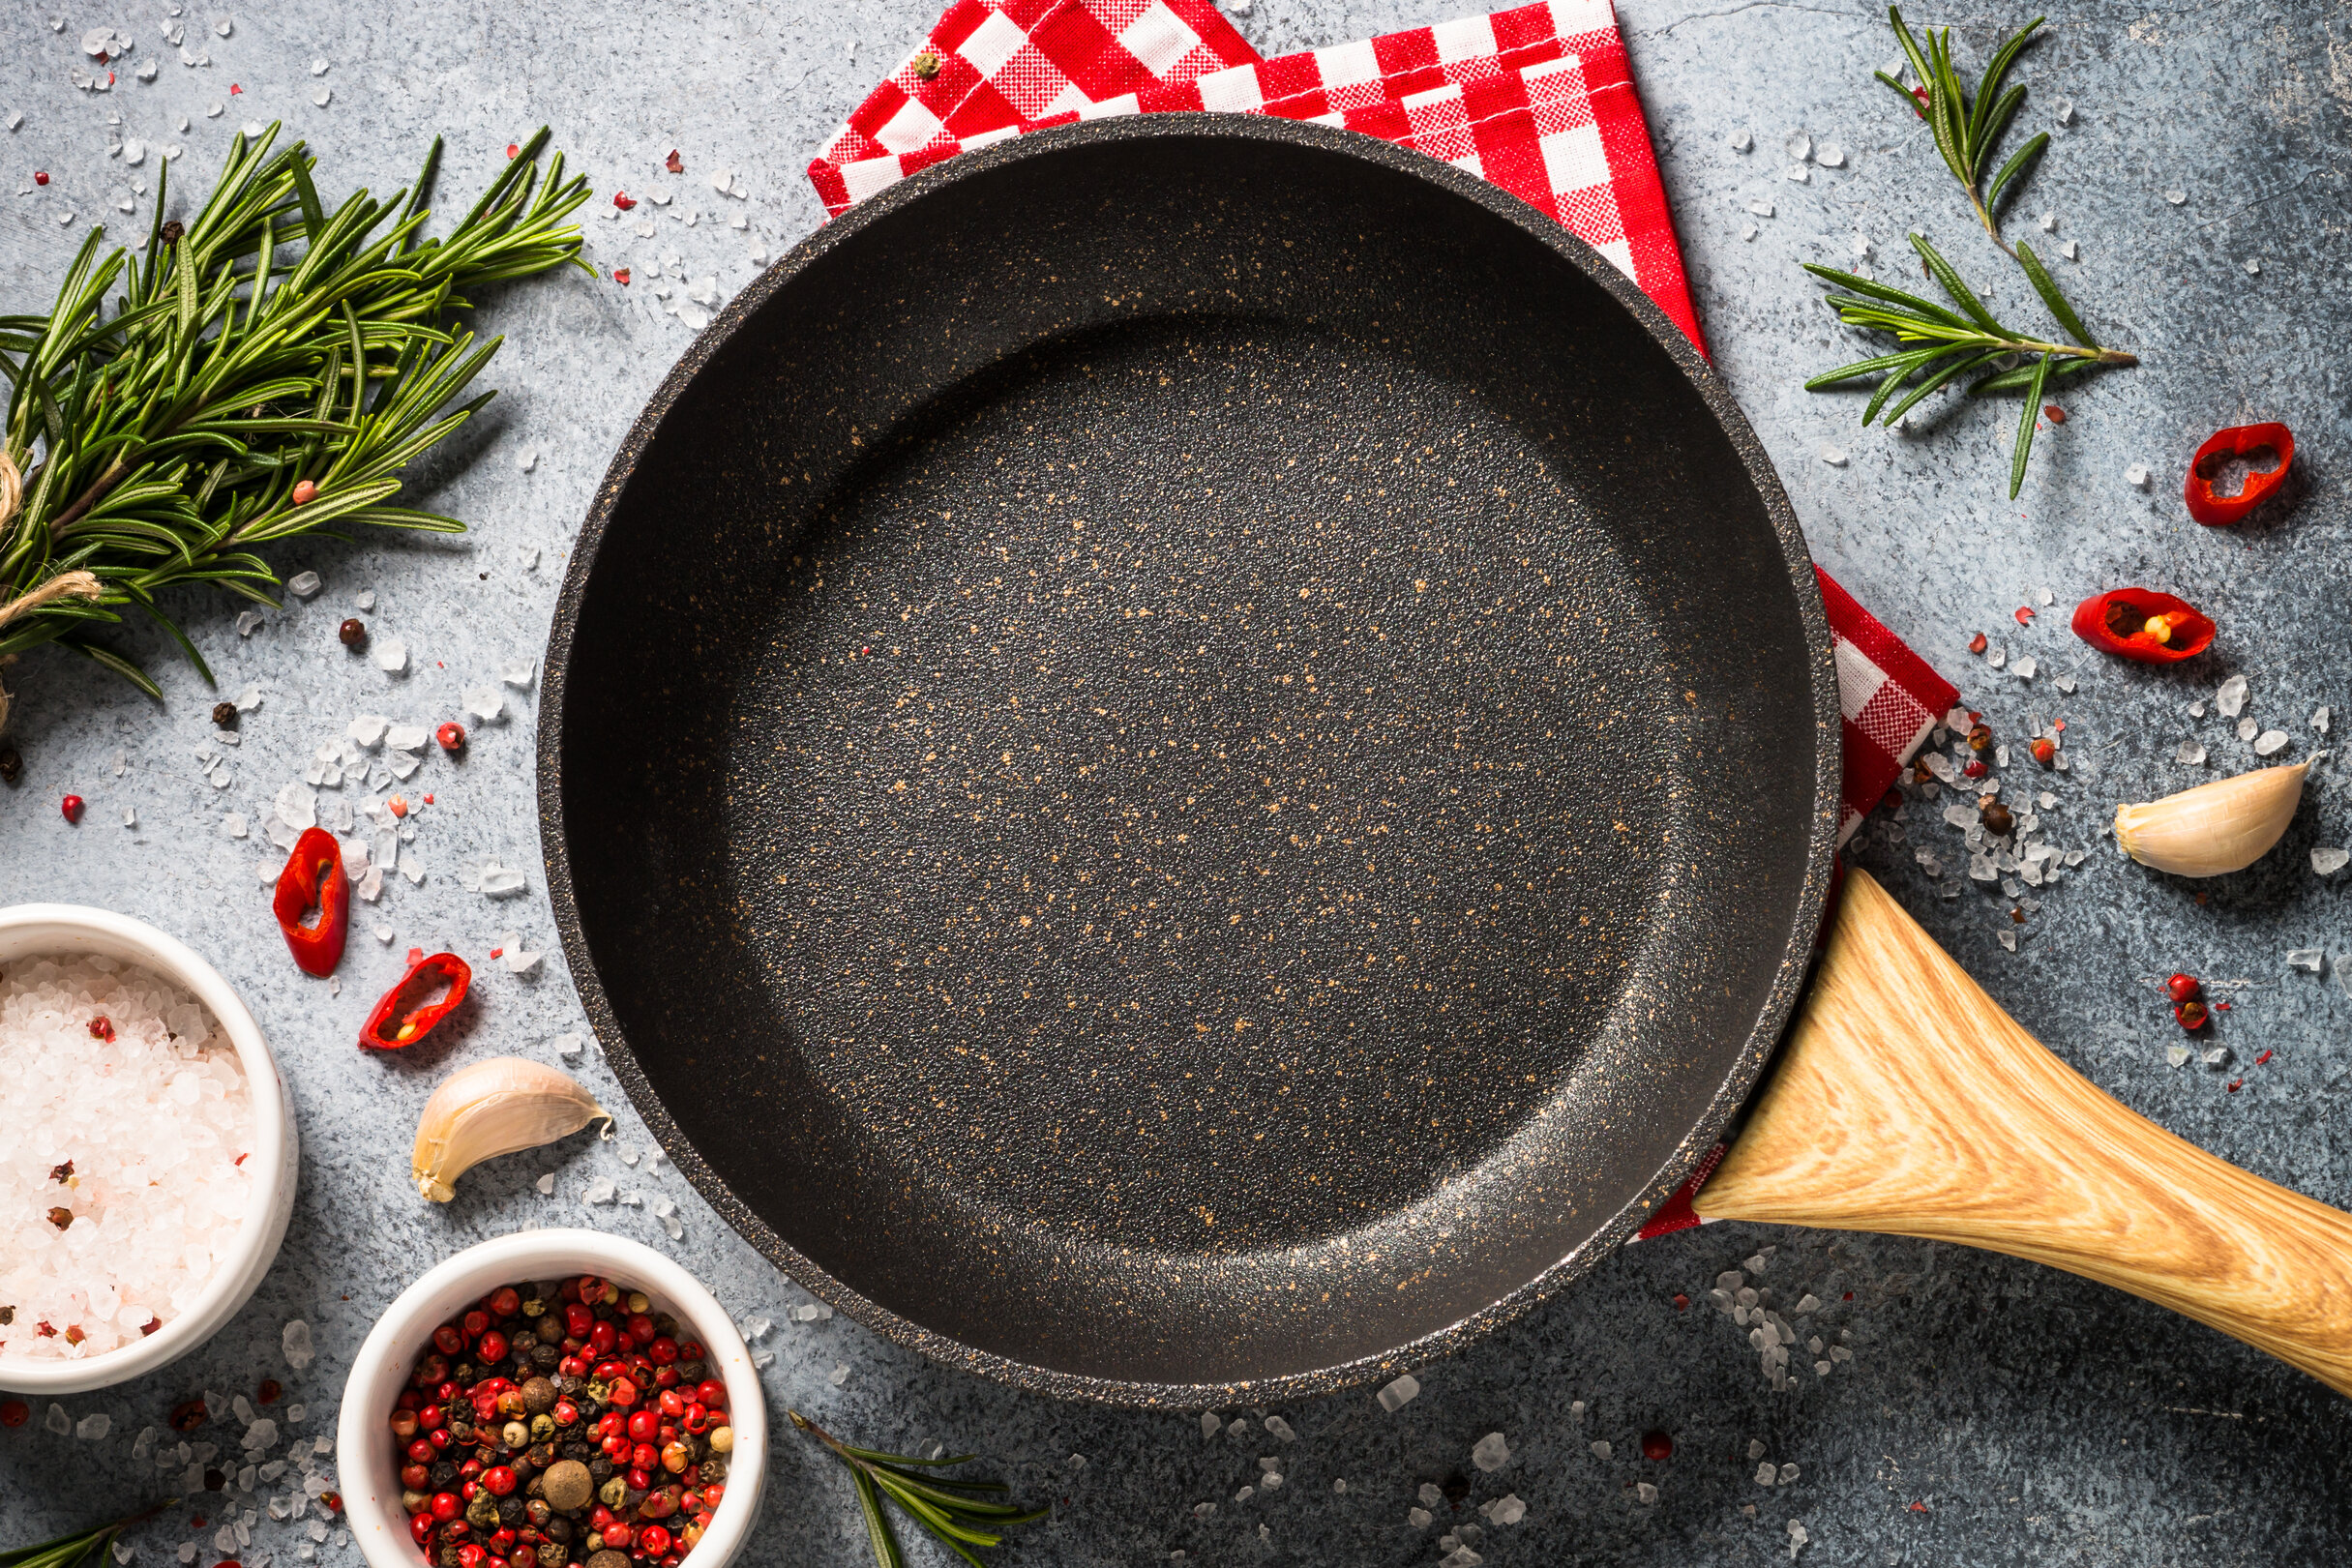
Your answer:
0,903 -> 297,1394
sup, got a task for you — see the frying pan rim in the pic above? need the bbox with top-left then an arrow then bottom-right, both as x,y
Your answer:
538,111 -> 1841,1408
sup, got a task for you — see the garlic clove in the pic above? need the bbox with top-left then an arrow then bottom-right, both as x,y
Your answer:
2114,761 -> 2310,877
413,1056 -> 610,1202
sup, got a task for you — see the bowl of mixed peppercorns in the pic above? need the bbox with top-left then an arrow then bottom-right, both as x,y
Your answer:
338,1230 -> 766,1568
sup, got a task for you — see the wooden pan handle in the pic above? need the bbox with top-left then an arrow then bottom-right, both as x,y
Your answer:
1696,868 -> 2352,1396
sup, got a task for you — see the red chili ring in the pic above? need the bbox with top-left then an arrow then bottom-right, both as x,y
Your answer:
2070,588 -> 2216,664
2184,422 -> 2292,526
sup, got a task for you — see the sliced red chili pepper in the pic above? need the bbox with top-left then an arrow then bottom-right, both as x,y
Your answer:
2184,422 -> 2292,525
2069,588 -> 2215,664
273,827 -> 350,976
360,952 -> 472,1050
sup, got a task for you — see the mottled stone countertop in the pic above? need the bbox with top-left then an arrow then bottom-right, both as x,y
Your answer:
2,2 -> 2347,1565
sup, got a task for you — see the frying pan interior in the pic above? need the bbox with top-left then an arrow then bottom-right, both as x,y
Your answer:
546,118 -> 1836,1403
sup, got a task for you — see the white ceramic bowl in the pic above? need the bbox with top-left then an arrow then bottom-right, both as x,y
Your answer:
339,1230 -> 768,1568
0,902 -> 298,1394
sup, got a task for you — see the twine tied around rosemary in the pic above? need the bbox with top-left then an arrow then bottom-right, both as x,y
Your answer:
0,452 -> 106,736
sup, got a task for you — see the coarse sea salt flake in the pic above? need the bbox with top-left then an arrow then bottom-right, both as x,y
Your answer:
1747,198 -> 1773,217
77,1412 -> 112,1439
2217,674 -> 2248,717
2125,463 -> 2149,487
286,570 -> 320,599
463,686 -> 504,721
372,636 -> 408,673
2255,729 -> 2290,755
1729,128 -> 1751,151
1472,1432 -> 1510,1471
2312,846 -> 2349,875
282,1320 -> 313,1370
1377,1374 -> 1420,1411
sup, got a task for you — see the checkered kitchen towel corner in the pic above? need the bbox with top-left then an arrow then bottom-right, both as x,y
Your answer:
806,0 -> 1257,214
812,0 -> 1705,350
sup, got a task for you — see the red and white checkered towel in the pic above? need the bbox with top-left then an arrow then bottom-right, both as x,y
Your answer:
810,0 -> 1961,1240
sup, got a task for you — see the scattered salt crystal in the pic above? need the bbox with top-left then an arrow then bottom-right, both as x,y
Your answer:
1439,1550 -> 1480,1568
1331,1479 -> 1346,1494
347,715 -> 389,747
281,1320 -> 314,1371
553,1033 -> 583,1058
1260,1471 -> 1284,1490
2125,463 -> 2149,487
2287,949 -> 2323,971
1636,1482 -> 1658,1504
77,1412 -> 111,1439
385,724 -> 430,752
1788,1519 -> 1809,1558
2315,707 -> 2332,734
1742,223 -> 1757,241
1820,446 -> 1846,466
1592,1440 -> 1613,1460
313,88 -> 330,107
313,58 -> 329,74
1786,164 -> 1809,182
501,659 -> 537,688
2012,657 -> 2037,680
1756,1463 -> 1777,1485
582,1179 -> 615,1205
2254,730 -> 2290,756
236,609 -> 264,636
373,924 -> 394,943
516,449 -> 537,473
1472,1432 -> 1510,1471
2176,741 -> 2207,765
1419,1483 -> 1444,1508
1376,1374 -> 1420,1411
1817,143 -> 1844,167
1748,198 -> 1774,217
2236,718 -> 2258,742
2162,189 -> 2186,205
2054,673 -> 2076,694
2163,1043 -> 2188,1068
123,806 -> 136,828
462,686 -> 505,722
480,864 -> 526,898
2217,675 -> 2248,717
1482,1495 -> 1526,1525
534,1172 -> 554,1195
215,17 -> 231,35
372,636 -> 408,673
1729,128 -> 1751,151
285,571 -> 321,599
1408,1507 -> 1433,1528
2312,847 -> 2349,875
2054,99 -> 2074,124
1264,1415 -> 1295,1442
829,1364 -> 849,1386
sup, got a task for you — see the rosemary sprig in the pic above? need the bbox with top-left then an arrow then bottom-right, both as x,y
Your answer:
0,123 -> 589,703
790,1410 -> 1046,1568
4,1502 -> 174,1568
1875,7 -> 2047,254
1804,233 -> 2136,497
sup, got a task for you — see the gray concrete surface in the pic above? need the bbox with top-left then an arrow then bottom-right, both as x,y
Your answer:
2,1 -> 2349,1564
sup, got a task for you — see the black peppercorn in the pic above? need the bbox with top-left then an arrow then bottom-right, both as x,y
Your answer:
587,1457 -> 613,1482
1979,797 -> 2014,838
544,1518 -> 575,1546
430,1461 -> 459,1488
161,220 -> 184,245
532,1343 -> 561,1371
211,701 -> 236,727
0,745 -> 18,784
339,617 -> 367,647
499,1496 -> 527,1527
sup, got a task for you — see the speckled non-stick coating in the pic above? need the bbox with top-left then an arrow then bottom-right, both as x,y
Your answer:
540,116 -> 1840,1408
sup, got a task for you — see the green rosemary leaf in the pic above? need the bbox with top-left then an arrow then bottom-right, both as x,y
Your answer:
2008,352 -> 2054,497
2012,240 -> 2096,346
1881,348 -> 2006,426
1971,83 -> 2027,181
1861,349 -> 1950,423
1968,16 -> 2042,154
1964,354 -> 2100,396
1987,132 -> 2051,216
1909,235 -> 2005,334
64,637 -> 162,698
131,596 -> 217,684
852,1470 -> 908,1568
1873,71 -> 1924,118
1804,350 -> 1929,390
1802,263 -> 1977,330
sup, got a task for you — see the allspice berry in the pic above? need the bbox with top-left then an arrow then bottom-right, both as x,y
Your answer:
339,617 -> 367,647
521,1375 -> 557,1416
540,1459 -> 594,1514
211,701 -> 237,727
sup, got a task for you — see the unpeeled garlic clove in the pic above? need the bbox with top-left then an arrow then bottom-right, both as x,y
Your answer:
2114,761 -> 2310,877
413,1056 -> 610,1202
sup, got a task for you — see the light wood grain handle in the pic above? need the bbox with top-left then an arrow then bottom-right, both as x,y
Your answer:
1696,868 -> 2352,1397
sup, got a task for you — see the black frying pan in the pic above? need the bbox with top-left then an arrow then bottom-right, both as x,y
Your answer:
541,115 -> 1840,1406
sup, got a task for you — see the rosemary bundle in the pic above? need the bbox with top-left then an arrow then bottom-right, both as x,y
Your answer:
0,123 -> 590,727
1806,9 -> 2138,497
790,1411 -> 1046,1568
